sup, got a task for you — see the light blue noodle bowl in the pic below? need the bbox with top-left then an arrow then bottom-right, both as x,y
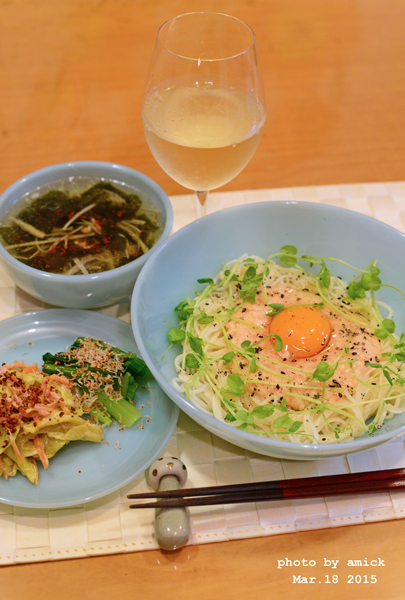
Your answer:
131,202 -> 405,459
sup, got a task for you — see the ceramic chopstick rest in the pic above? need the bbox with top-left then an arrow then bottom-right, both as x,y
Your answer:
148,457 -> 190,550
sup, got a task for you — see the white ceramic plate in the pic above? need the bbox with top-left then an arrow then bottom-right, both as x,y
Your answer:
0,309 -> 179,508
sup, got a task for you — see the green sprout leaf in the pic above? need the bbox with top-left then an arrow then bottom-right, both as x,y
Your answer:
348,281 -> 366,299
280,245 -> 297,267
308,361 -> 338,382
188,333 -> 204,357
251,405 -> 275,419
280,245 -> 297,255
250,356 -> 258,372
277,398 -> 289,413
382,368 -> 393,385
361,268 -> 381,291
168,327 -> 186,344
240,266 -> 262,303
222,373 -> 245,396
289,421 -> 302,433
225,412 -> 237,422
235,409 -> 255,425
197,313 -> 215,324
348,264 -> 382,300
392,340 -> 405,361
185,354 -> 200,369
381,318 -> 395,334
174,300 -> 195,321
241,340 -> 256,356
318,264 -> 331,289
222,351 -> 235,364
243,266 -> 257,282
271,333 -> 283,353
266,303 -> 285,316
273,414 -> 300,433
395,334 -> 405,361
224,269 -> 239,282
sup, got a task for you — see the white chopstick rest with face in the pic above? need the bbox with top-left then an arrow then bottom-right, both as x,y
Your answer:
148,457 -> 190,551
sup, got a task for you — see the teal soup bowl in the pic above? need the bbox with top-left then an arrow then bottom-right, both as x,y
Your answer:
0,161 -> 173,308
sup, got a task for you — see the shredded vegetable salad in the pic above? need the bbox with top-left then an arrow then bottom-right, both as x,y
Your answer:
0,361 -> 102,484
0,337 -> 149,484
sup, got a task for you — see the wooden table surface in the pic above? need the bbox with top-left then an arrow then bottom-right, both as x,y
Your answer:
1,1 -> 405,598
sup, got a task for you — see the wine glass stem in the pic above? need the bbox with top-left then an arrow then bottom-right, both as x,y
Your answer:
195,190 -> 208,219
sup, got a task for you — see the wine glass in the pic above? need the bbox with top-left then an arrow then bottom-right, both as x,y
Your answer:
142,12 -> 266,219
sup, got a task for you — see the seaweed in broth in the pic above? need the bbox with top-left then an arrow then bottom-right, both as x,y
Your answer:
0,180 -> 162,274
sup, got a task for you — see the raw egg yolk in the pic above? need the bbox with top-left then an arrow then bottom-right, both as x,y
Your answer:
270,305 -> 331,359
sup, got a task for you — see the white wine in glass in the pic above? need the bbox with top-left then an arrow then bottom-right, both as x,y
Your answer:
142,12 -> 266,218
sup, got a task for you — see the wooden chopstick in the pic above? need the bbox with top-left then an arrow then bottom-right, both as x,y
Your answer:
128,467 -> 405,499
128,468 -> 405,509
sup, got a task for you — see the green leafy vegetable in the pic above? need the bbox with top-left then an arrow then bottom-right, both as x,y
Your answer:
240,266 -> 263,303
279,245 -> 297,267
197,313 -> 215,324
168,327 -> 186,344
266,303 -> 285,316
308,361 -> 338,382
222,373 -> 245,397
222,351 -> 235,364
188,333 -> 204,357
185,354 -> 200,369
251,405 -> 275,419
42,337 -> 149,428
318,264 -> 331,289
174,300 -> 195,321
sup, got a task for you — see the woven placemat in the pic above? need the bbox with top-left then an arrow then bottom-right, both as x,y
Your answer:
1,182 -> 405,565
